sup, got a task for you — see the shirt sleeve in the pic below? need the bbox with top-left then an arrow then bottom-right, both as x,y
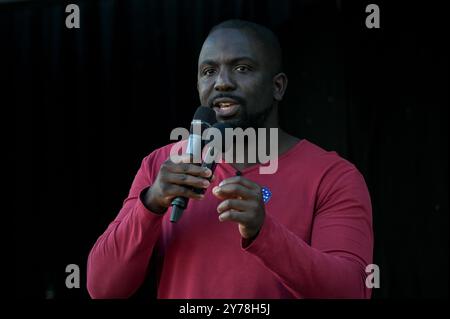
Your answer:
243,165 -> 373,298
87,153 -> 165,299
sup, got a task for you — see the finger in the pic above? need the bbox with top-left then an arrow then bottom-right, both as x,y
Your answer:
164,161 -> 212,178
165,173 -> 210,189
218,209 -> 251,223
218,176 -> 259,190
216,199 -> 251,214
162,184 -> 204,203
173,154 -> 208,166
212,184 -> 255,200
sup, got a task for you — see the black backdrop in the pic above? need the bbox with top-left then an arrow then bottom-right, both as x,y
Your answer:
6,0 -> 448,299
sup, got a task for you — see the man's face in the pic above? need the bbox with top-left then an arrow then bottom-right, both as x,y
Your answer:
197,28 -> 276,128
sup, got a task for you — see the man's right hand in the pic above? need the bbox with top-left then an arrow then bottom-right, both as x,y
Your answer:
142,155 -> 212,214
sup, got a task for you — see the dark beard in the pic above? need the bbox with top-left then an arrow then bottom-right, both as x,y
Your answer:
228,103 -> 274,129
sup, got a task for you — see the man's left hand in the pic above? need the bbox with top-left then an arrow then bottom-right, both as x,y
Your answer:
212,176 -> 265,239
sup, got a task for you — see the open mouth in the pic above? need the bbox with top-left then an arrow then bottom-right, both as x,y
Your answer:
212,98 -> 241,118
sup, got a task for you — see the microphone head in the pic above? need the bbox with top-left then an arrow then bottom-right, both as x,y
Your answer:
193,106 -> 217,126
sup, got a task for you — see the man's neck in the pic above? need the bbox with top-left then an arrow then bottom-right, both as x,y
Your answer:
228,127 -> 299,172
224,105 -> 299,172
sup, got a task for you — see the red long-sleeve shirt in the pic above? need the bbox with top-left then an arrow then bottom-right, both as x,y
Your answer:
87,139 -> 373,298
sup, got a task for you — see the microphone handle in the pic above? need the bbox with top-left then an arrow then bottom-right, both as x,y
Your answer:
170,147 -> 218,222
193,161 -> 217,195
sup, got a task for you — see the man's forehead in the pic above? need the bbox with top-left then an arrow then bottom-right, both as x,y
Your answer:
198,28 -> 263,64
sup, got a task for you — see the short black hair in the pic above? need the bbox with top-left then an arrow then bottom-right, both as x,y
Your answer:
208,19 -> 283,75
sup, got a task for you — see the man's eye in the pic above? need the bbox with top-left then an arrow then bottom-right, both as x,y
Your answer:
202,68 -> 216,76
235,65 -> 250,72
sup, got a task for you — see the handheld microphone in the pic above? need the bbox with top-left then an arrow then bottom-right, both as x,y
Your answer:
198,122 -> 232,179
170,106 -> 216,222
170,122 -> 232,223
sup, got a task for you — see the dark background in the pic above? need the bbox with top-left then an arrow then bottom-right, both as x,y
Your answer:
6,0 -> 448,299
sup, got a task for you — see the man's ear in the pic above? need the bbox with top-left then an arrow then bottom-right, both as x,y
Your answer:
273,72 -> 288,102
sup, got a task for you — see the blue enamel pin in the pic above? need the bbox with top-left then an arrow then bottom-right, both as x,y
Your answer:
261,187 -> 272,204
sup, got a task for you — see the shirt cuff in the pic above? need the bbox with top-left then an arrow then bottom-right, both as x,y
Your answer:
241,211 -> 275,254
136,186 -> 166,220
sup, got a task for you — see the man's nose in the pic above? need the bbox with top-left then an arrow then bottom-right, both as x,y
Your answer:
214,69 -> 236,91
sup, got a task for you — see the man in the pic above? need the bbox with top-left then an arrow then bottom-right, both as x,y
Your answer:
87,20 -> 373,298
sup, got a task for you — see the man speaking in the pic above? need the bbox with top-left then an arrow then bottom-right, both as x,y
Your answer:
87,20 -> 373,299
